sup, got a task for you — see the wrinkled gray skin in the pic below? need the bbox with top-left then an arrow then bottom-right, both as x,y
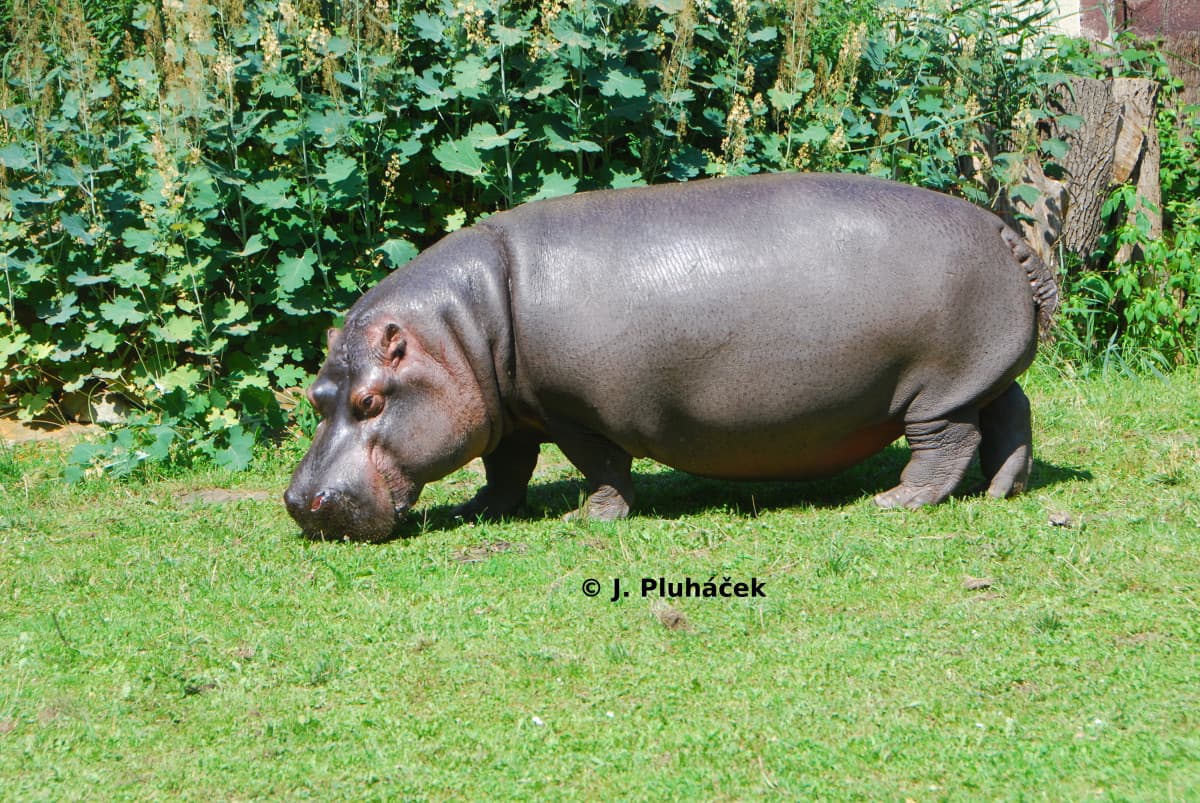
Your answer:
284,173 -> 1058,541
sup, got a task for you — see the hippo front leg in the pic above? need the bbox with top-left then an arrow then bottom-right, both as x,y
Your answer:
454,431 -> 541,521
875,411 -> 982,509
551,426 -> 635,521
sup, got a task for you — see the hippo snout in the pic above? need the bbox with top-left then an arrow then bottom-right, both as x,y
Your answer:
283,485 -> 338,519
283,482 -> 350,538
283,481 -> 402,542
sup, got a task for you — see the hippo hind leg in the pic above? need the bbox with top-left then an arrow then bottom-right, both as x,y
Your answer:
874,410 -> 981,509
454,431 -> 541,521
978,381 -> 1033,498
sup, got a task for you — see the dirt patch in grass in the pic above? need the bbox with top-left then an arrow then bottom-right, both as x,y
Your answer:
651,602 -> 692,631
451,541 -> 528,563
177,489 -> 277,505
0,418 -> 97,445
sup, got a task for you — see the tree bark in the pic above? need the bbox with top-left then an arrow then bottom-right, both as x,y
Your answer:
1051,77 -> 1121,259
1111,78 -> 1162,268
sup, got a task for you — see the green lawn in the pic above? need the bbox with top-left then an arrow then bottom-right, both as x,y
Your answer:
2,364 -> 1198,799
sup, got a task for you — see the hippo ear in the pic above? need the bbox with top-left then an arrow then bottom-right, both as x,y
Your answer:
326,327 -> 342,353
381,323 -> 406,368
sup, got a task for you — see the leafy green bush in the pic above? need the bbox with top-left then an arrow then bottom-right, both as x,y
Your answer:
0,0 -> 1186,476
1050,38 -> 1200,370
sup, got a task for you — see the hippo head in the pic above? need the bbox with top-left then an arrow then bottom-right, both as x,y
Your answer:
284,315 -> 493,541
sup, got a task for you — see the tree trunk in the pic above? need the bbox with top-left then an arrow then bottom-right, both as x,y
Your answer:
1111,78 -> 1162,268
996,156 -> 1068,269
1050,76 -> 1163,266
1051,77 -> 1121,259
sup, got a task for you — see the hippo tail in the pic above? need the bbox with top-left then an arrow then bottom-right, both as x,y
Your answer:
1000,224 -> 1058,339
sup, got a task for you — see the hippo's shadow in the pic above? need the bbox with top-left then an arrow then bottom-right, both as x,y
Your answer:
390,445 -> 1091,537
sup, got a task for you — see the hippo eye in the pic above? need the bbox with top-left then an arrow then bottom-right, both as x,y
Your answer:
356,393 -> 383,419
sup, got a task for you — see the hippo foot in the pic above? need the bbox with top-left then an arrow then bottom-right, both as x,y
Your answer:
563,485 -> 631,522
873,484 -> 945,510
876,413 -> 982,510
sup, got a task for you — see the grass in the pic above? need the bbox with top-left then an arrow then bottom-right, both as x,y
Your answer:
1,363 -> 1198,799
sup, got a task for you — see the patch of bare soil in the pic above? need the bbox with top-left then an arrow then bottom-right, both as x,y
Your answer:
451,541 -> 528,563
651,601 -> 692,631
176,489 -> 277,505
0,418 -> 98,445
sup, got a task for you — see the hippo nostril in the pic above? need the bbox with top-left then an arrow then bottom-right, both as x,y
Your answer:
310,489 -> 331,512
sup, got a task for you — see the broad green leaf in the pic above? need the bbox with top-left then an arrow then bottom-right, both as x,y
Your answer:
432,137 -> 486,177
414,67 -> 448,107
111,261 -> 151,288
666,146 -> 708,180
600,67 -> 646,99
450,55 -> 496,99
524,66 -> 568,99
609,170 -> 646,189
796,123 -> 830,145
527,171 -> 578,202
275,362 -> 310,388
83,327 -> 119,352
45,292 -> 79,326
306,110 -> 353,146
491,22 -> 525,47
544,123 -> 602,153
262,344 -> 287,372
320,154 -> 359,184
50,342 -> 85,362
466,122 -> 527,151
767,87 -> 803,112
0,144 -> 32,170
121,227 -> 158,254
155,315 -> 199,343
1008,184 -> 1041,206
213,298 -> 249,327
916,95 -> 944,114
67,269 -> 109,286
214,426 -> 255,472
99,297 -> 146,326
157,364 -> 202,393
243,178 -> 296,209
1041,137 -> 1070,160
333,71 -> 361,92
50,164 -> 83,187
60,213 -> 95,245
747,26 -> 777,43
144,425 -> 176,462
261,72 -> 299,98
0,331 -> 30,360
235,234 -> 267,257
277,249 -> 318,294
412,12 -> 444,42
378,238 -> 419,268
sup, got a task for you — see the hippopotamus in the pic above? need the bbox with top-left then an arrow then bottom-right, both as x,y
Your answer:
284,172 -> 1058,541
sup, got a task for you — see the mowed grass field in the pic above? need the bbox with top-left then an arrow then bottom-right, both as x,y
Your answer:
1,364 -> 1198,800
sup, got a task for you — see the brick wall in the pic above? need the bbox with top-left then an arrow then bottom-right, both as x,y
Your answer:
1079,0 -> 1200,39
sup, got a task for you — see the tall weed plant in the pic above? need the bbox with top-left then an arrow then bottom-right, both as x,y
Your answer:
0,0 -> 1185,475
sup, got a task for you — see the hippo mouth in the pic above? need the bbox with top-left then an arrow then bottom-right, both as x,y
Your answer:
372,445 -> 423,527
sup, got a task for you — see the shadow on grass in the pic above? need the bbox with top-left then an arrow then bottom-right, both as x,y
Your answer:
380,445 -> 1091,540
